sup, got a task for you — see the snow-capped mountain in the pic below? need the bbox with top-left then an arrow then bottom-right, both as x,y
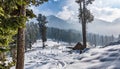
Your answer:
47,15 -> 81,31
46,15 -> 120,36
47,15 -> 112,32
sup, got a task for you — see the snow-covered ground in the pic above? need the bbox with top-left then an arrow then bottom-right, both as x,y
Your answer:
11,39 -> 120,69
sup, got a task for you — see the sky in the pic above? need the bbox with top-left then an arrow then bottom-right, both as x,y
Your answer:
30,0 -> 120,37
30,0 -> 120,22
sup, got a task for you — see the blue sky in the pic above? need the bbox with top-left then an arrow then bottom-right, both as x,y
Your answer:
30,0 -> 67,16
30,0 -> 120,22
38,0 -> 66,14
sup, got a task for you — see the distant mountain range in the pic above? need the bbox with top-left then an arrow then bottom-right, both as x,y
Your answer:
46,15 -> 120,36
47,15 -> 81,31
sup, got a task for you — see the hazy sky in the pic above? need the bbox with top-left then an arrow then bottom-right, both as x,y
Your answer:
30,0 -> 120,37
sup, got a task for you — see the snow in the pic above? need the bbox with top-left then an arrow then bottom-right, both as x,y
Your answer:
11,39 -> 120,69
67,45 -> 120,69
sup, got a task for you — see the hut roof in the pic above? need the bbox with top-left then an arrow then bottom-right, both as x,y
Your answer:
72,42 -> 83,50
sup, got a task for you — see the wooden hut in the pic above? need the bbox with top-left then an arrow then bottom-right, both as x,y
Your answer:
72,42 -> 84,50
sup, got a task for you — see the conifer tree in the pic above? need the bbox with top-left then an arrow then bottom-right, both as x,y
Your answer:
37,14 -> 47,48
0,0 -> 48,69
76,0 -> 94,49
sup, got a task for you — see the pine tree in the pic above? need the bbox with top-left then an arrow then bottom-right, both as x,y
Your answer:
0,1 -> 21,68
0,0 -> 48,69
16,1 -> 48,69
76,0 -> 94,49
37,14 -> 47,48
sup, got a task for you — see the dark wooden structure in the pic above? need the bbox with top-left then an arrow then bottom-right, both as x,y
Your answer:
72,42 -> 84,50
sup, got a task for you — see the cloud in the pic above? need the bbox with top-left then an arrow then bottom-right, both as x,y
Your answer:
90,6 -> 120,22
57,0 -> 79,22
57,6 -> 75,20
29,6 -> 54,16
30,0 -> 120,22
91,0 -> 120,8
89,0 -> 120,22
58,0 -> 120,22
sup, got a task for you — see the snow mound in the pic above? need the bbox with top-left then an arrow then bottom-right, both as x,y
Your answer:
67,45 -> 120,69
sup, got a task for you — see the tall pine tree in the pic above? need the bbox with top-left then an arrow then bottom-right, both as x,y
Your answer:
16,1 -> 48,69
0,0 -> 48,69
76,0 -> 94,49
37,14 -> 47,48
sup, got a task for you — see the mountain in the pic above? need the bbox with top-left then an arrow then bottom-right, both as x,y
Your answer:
47,15 -> 81,31
46,15 -> 120,36
91,18 -> 112,25
88,18 -> 112,34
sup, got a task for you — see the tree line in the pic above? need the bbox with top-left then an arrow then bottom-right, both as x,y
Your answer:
25,22 -> 116,48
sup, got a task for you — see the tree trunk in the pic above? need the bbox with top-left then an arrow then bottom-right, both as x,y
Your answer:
82,21 -> 86,49
16,5 -> 26,69
42,41 -> 45,49
82,0 -> 87,49
16,28 -> 25,69
79,1 -> 86,49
